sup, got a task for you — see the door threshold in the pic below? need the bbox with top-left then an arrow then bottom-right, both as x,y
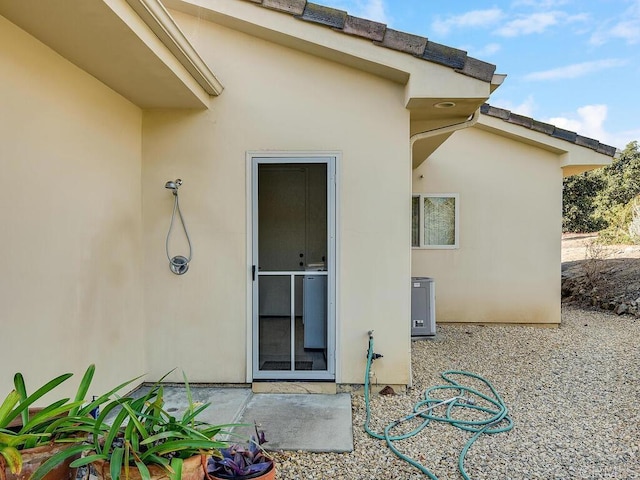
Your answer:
252,381 -> 336,394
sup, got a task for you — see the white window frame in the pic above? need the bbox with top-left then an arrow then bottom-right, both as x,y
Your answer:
412,193 -> 460,249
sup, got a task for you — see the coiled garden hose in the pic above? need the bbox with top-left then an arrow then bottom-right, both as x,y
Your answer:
364,334 -> 513,479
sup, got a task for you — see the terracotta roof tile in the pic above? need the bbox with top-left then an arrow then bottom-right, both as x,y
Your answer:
342,15 -> 386,42
261,0 -> 305,15
480,104 -> 617,157
421,41 -> 466,70
242,0 -> 497,83
301,3 -> 347,29
376,28 -> 427,56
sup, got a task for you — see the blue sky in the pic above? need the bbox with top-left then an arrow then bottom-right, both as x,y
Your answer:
320,0 -> 640,149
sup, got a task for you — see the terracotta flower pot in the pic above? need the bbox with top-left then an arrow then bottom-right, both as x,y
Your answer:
92,454 -> 208,480
4,443 -> 80,480
207,463 -> 276,480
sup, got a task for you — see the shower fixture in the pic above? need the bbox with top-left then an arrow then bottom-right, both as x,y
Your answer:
165,178 -> 192,275
164,178 -> 182,193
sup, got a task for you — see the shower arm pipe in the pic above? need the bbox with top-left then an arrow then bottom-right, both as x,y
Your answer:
410,108 -> 480,149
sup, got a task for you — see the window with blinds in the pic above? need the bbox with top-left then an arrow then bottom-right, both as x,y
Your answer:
412,194 -> 459,248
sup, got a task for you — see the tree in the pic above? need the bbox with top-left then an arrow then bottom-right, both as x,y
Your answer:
594,141 -> 640,214
562,141 -> 640,239
562,172 -> 605,233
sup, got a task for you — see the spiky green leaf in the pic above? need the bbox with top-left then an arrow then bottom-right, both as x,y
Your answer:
70,454 -> 108,468
3,373 -> 72,427
29,444 -> 89,480
168,457 -> 182,480
101,407 -> 130,457
140,439 -> 225,459
134,461 -> 151,480
69,365 -> 95,418
21,400 -> 84,434
0,392 -> 20,428
0,431 -> 49,448
119,402 -> 149,440
13,375 -> 28,429
110,447 -> 124,480
77,373 -> 144,418
0,446 -> 21,474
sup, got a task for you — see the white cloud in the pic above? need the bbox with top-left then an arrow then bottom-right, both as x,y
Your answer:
431,9 -> 504,36
492,95 -> 537,117
511,0 -> 570,7
524,59 -> 626,81
547,105 -> 638,149
548,105 -> 608,139
496,11 -> 564,36
358,0 -> 388,24
473,43 -> 502,57
312,0 -> 389,24
566,12 -> 591,24
511,96 -> 537,117
591,0 -> 640,45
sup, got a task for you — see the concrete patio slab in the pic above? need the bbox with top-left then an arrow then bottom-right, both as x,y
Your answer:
116,385 -> 252,427
237,393 -> 353,453
110,386 -> 353,453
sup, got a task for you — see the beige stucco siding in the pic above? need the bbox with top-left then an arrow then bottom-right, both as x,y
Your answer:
412,126 -> 562,325
142,11 -> 411,385
0,16 -> 145,395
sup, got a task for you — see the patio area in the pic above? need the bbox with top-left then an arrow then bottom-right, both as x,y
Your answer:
118,386 -> 353,453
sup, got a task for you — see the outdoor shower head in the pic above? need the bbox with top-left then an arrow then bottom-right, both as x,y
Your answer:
165,179 -> 182,193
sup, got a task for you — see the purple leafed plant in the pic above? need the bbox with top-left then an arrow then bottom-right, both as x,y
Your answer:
207,424 -> 273,479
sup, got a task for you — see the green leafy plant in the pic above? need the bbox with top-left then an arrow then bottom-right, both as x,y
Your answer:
0,365 -> 137,480
72,372 -> 231,480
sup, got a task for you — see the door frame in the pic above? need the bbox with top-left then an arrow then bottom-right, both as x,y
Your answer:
245,151 -> 339,382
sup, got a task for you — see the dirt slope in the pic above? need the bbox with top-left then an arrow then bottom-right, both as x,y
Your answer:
562,233 -> 640,314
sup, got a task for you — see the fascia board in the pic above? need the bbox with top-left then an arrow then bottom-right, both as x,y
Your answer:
165,0 -> 411,83
166,0 -> 493,103
0,0 -> 218,108
476,115 -> 613,168
125,0 -> 223,95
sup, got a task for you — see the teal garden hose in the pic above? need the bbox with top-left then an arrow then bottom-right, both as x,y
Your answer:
364,332 -> 513,479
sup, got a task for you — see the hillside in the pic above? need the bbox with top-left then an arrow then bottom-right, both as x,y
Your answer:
562,233 -> 640,315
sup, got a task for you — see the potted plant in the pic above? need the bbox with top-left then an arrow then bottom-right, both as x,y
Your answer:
206,424 -> 275,480
72,372 -> 231,480
1,365 -> 136,480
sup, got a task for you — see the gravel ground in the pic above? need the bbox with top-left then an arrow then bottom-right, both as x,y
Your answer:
273,306 -> 640,479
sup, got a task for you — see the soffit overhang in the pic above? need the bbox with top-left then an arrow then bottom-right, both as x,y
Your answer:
0,0 -> 223,109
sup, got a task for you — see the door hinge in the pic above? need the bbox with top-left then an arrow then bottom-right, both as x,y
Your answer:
252,265 -> 256,281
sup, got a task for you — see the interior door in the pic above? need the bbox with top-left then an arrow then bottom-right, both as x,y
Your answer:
252,157 -> 335,381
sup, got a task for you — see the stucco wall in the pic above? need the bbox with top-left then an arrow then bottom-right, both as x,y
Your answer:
0,15 -> 145,397
142,11 -> 411,385
412,126 -> 562,325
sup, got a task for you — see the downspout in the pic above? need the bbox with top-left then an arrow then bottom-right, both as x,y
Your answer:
410,108 -> 481,150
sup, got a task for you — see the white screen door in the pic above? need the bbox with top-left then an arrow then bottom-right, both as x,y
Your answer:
251,156 -> 336,380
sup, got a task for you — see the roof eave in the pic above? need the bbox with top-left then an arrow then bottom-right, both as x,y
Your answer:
0,0 -> 223,109
126,0 -> 224,96
475,113 -> 615,173
166,0 -> 498,131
